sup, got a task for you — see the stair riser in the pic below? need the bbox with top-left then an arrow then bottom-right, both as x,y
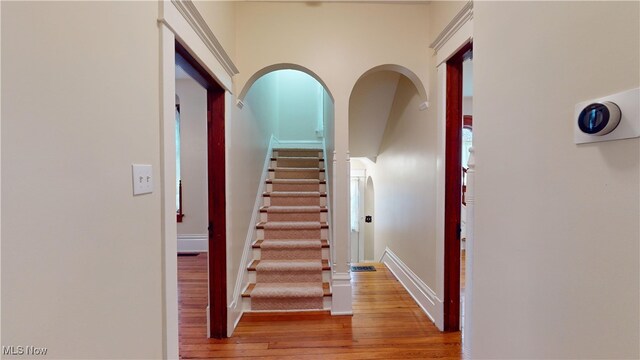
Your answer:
260,212 -> 327,222
248,270 -> 331,283
242,295 -> 331,312
268,183 -> 323,192
253,247 -> 330,259
273,150 -> 322,158
260,247 -> 322,260
263,197 -> 326,207
272,159 -> 325,169
257,228 -> 326,240
256,271 -> 323,283
269,171 -> 325,181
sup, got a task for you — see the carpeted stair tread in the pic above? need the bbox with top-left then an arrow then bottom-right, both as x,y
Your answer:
243,282 -> 332,297
256,221 -> 328,229
253,239 -> 329,248
269,167 -> 325,172
247,147 -> 330,311
267,179 -> 325,184
248,259 -> 330,271
264,191 -> 324,197
251,282 -> 324,299
272,156 -> 324,161
273,148 -> 323,158
260,206 -> 327,213
260,239 -> 321,248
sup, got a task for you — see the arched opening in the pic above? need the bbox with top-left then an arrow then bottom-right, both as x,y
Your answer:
242,67 -> 335,146
348,64 -> 440,325
239,63 -> 335,103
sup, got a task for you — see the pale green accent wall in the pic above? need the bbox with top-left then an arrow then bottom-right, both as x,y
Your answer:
276,70 -> 324,141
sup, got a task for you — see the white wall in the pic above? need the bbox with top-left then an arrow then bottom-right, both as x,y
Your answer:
226,73 -> 279,307
2,2 -> 163,358
364,177 -> 375,261
471,1 -> 639,358
176,77 -> 208,238
349,71 -> 401,160
361,76 -> 438,286
463,97 -> 472,116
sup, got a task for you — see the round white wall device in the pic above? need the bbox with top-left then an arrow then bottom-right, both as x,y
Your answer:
577,101 -> 621,136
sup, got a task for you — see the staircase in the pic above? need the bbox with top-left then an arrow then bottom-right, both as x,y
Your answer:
242,148 -> 332,311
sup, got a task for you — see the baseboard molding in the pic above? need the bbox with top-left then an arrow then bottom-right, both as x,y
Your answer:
228,134 -> 276,336
177,234 -> 207,253
380,247 -> 443,329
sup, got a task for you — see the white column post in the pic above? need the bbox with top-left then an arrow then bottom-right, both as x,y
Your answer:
330,101 -> 353,315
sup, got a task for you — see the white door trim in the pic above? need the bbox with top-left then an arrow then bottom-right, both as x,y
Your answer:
158,1 -> 238,358
430,1 -> 474,333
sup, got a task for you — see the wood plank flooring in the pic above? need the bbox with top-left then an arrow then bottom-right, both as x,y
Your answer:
178,253 -> 463,359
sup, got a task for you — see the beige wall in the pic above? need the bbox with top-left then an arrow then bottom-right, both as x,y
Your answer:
235,1 -> 431,276
364,177 -> 375,261
349,71 -> 401,160
226,74 -> 279,305
428,1 -> 467,44
193,1 -> 236,62
176,78 -> 208,237
1,2 -> 163,358
358,76 -> 438,286
471,1 -> 639,358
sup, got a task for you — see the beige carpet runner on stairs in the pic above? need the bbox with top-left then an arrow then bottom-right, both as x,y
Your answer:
250,149 -> 327,311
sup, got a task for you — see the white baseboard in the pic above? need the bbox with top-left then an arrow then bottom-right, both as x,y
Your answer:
228,135 -> 276,336
380,247 -> 443,329
177,234 -> 207,253
330,272 -> 352,315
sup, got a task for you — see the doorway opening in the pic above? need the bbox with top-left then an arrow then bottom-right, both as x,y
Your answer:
443,41 -> 473,332
350,168 -> 365,263
175,40 -> 227,340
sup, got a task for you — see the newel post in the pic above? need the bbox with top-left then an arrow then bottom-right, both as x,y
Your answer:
463,147 -> 475,353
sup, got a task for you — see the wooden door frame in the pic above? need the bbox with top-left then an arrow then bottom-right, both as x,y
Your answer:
443,41 -> 472,332
175,41 -> 228,339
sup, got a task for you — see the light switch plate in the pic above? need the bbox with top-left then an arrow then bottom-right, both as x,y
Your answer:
132,164 -> 153,195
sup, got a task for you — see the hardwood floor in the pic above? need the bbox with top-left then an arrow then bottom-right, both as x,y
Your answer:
178,253 -> 463,359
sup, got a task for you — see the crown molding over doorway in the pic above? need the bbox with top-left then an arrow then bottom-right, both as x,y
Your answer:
429,1 -> 473,66
171,0 -> 239,79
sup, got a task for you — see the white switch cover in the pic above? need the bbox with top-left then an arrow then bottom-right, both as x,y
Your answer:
132,164 -> 153,195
